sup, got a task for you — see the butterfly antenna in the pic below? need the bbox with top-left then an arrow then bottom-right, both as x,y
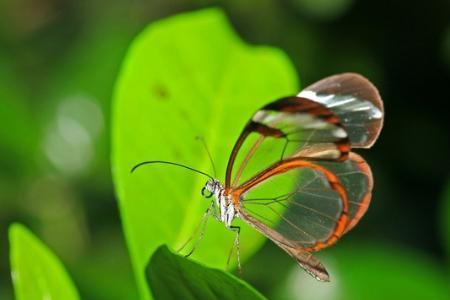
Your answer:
131,160 -> 213,180
196,136 -> 217,178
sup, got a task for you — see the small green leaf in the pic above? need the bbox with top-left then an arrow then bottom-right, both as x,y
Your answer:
9,223 -> 80,300
146,245 -> 267,300
112,8 -> 298,299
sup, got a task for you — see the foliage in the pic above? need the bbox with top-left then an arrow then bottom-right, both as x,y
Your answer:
9,224 -> 80,300
111,7 -> 297,299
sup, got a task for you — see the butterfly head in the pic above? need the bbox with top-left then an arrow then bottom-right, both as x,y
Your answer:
201,179 -> 222,199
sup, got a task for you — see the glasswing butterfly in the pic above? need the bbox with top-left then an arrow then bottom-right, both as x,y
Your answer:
132,73 -> 384,281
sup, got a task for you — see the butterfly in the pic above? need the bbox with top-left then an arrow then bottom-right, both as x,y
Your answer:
133,73 -> 384,281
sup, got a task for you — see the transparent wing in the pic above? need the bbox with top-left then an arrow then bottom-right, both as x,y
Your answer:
225,97 -> 351,189
299,73 -> 384,148
225,73 -> 384,190
236,159 -> 349,252
318,152 -> 373,233
239,208 -> 330,281
236,153 -> 372,255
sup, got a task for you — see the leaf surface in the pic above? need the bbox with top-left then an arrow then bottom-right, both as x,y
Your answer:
112,8 -> 298,299
9,223 -> 80,300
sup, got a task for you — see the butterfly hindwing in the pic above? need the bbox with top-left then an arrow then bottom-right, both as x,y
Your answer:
235,158 -> 349,252
238,208 -> 330,282
317,152 -> 373,233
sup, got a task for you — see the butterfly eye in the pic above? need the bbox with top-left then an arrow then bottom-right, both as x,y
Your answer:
201,187 -> 213,198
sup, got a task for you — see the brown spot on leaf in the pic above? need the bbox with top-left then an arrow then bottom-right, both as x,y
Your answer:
152,84 -> 169,101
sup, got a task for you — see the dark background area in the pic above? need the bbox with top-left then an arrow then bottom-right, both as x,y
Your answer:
1,0 -> 449,299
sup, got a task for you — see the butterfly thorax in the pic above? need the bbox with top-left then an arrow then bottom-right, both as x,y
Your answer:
204,179 -> 236,228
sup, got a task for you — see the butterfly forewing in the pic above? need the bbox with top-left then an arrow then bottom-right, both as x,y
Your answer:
299,73 -> 384,148
225,97 -> 351,189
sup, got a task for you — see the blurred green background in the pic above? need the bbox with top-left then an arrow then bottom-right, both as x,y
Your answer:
1,0 -> 449,299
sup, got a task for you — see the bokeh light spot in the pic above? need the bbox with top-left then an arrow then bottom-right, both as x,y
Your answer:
43,95 -> 104,176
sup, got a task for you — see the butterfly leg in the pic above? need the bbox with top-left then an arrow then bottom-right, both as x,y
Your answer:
226,225 -> 242,274
178,202 -> 214,257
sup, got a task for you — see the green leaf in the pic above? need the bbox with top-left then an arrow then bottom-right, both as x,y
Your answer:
9,223 -> 80,300
112,8 -> 298,299
146,245 -> 267,300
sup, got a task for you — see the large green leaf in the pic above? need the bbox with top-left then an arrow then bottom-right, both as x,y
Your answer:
147,245 -> 267,300
112,8 -> 298,299
9,223 -> 80,300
